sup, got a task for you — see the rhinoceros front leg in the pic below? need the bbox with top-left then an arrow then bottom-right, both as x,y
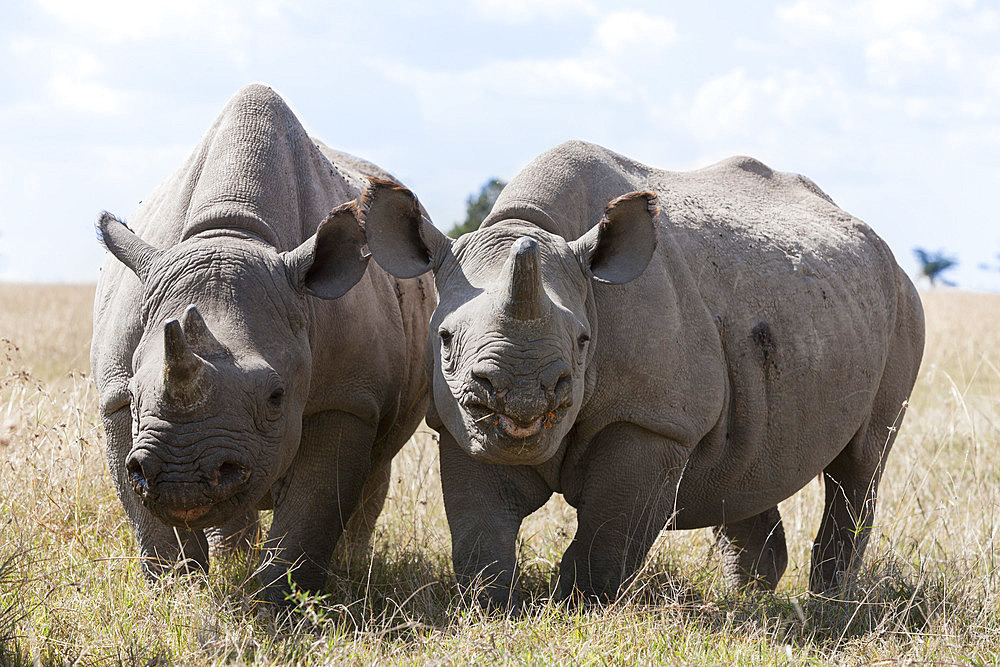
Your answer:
439,429 -> 550,613
205,509 -> 260,556
713,506 -> 788,590
556,422 -> 687,603
258,409 -> 375,604
336,458 -> 391,568
102,405 -> 210,577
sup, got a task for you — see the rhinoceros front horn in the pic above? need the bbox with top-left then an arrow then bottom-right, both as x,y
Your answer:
499,236 -> 549,321
162,317 -> 208,407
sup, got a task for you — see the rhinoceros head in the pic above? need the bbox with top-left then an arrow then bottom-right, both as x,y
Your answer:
364,182 -> 657,465
97,201 -> 369,528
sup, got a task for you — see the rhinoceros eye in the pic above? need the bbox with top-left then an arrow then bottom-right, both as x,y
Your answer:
439,329 -> 455,360
268,387 -> 284,410
438,328 -> 457,370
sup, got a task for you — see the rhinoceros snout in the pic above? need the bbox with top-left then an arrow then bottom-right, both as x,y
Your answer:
125,448 -> 251,512
466,360 -> 573,435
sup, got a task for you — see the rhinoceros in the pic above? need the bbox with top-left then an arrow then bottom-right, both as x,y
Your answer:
364,140 -> 925,609
91,84 -> 435,601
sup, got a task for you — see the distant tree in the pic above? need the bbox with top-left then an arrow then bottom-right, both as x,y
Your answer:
448,178 -> 507,238
913,247 -> 958,286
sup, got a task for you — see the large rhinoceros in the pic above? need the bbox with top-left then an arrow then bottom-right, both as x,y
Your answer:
364,140 -> 925,609
91,84 -> 435,602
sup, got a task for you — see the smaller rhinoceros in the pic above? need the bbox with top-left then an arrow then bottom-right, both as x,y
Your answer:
364,140 -> 924,610
91,85 -> 435,602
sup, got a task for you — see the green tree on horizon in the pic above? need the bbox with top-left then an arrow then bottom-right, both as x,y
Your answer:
448,178 -> 507,238
913,247 -> 958,286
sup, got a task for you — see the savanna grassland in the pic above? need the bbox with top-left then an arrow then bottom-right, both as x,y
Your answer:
1,283 -> 999,665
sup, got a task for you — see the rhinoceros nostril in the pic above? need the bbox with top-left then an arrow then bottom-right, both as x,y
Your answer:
553,374 -> 572,407
470,371 -> 504,409
212,460 -> 251,493
125,449 -> 159,496
128,465 -> 147,493
470,370 -> 494,394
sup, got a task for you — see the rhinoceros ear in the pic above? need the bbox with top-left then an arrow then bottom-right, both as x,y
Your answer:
568,191 -> 658,284
361,178 -> 451,279
284,200 -> 370,300
96,211 -> 162,283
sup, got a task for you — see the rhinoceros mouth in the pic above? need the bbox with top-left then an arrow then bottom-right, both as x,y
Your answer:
496,414 -> 543,438
464,402 -> 564,440
458,402 -> 568,465
144,493 -> 248,529
166,505 -> 213,523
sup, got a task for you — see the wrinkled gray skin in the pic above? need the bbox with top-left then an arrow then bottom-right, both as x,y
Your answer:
91,85 -> 434,603
366,140 -> 924,610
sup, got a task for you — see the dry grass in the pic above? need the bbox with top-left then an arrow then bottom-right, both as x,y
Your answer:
1,284 -> 999,664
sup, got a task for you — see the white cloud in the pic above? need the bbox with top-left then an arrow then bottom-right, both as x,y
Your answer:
33,0 -> 291,53
684,68 -> 851,142
775,0 -> 998,104
777,0 -> 978,34
13,0 -> 298,117
775,1 -> 837,32
470,0 -> 597,23
45,46 -> 130,115
863,0 -> 976,31
865,28 -> 964,87
903,97 -> 988,122
981,55 -> 1000,93
945,125 -> 1000,150
378,7 -> 680,123
594,11 -> 678,55
4,40 -> 130,116
685,69 -> 761,141
384,56 -> 617,121
49,75 -> 129,115
36,0 -> 205,41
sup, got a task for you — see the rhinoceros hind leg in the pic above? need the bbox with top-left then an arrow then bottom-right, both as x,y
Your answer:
811,274 -> 922,595
713,505 -> 787,591
809,402 -> 900,594
809,464 -> 879,594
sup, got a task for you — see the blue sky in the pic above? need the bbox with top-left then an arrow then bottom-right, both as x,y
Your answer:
1,0 -> 998,290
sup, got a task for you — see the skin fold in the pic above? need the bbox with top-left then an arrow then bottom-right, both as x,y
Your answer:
365,140 -> 925,611
91,85 -> 435,604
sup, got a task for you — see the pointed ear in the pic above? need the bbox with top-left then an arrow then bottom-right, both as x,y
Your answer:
361,178 -> 451,279
568,191 -> 658,284
284,200 -> 370,300
96,211 -> 162,283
